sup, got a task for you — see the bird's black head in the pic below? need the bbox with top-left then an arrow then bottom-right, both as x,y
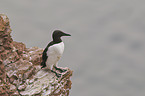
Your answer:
52,30 -> 71,43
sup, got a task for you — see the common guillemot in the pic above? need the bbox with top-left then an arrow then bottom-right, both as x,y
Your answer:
41,30 -> 71,77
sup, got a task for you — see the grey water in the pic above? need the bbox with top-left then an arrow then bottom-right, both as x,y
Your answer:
1,0 -> 145,96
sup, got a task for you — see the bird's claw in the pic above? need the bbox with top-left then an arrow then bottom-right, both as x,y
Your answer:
54,66 -> 67,73
51,70 -> 61,78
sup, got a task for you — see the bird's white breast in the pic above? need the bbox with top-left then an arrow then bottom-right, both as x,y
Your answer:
48,42 -> 64,56
46,42 -> 64,69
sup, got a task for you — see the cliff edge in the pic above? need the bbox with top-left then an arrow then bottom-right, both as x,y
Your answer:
0,14 -> 72,96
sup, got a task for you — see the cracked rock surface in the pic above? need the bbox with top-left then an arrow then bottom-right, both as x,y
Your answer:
0,14 -> 72,96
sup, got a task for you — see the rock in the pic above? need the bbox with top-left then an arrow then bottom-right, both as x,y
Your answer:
0,46 -> 4,53
0,14 -> 72,96
13,41 -> 26,55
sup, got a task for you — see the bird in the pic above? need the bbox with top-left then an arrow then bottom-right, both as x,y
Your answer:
41,30 -> 71,77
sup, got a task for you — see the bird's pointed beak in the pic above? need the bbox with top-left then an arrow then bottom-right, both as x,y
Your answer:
63,32 -> 71,36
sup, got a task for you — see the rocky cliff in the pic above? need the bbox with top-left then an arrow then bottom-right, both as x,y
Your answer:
0,14 -> 72,96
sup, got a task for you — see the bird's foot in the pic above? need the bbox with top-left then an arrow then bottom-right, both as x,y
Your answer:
51,70 -> 61,78
54,66 -> 67,73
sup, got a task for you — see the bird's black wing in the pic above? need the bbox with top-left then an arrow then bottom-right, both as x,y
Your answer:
41,49 -> 48,68
41,41 -> 54,68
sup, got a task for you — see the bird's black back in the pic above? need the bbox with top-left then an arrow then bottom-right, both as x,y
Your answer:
41,41 -> 61,68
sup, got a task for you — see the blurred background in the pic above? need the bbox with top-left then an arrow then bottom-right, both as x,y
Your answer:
1,0 -> 145,96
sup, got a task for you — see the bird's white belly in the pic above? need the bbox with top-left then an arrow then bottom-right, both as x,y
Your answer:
46,42 -> 64,69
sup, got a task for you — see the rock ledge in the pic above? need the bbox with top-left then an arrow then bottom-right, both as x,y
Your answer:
0,14 -> 72,96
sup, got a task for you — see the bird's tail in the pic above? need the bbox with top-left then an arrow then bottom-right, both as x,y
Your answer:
41,61 -> 46,69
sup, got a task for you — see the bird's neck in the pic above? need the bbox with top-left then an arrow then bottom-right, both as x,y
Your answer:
53,37 -> 62,43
